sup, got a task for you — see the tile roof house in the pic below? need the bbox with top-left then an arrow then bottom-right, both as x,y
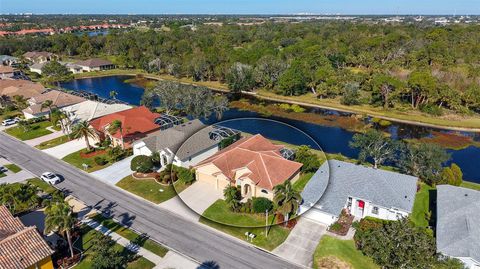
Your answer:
436,185 -> 480,269
194,134 -> 303,200
89,106 -> 162,148
300,160 -> 418,225
74,58 -> 115,72
23,51 -> 56,64
0,65 -> 16,79
0,80 -> 46,101
0,205 -> 55,269
133,119 -> 228,168
22,90 -> 86,119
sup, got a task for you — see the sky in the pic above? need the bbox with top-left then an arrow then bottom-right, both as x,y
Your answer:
1,0 -> 479,15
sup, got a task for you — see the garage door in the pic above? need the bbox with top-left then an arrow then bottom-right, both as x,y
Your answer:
300,205 -> 337,226
197,172 -> 229,190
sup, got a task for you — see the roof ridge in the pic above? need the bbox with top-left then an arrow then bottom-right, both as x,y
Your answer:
0,226 -> 36,244
258,153 -> 273,189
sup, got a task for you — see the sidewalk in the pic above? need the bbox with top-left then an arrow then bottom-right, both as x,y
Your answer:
81,218 -> 198,269
24,130 -> 64,146
43,138 -> 86,159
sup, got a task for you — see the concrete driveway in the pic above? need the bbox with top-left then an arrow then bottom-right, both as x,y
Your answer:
42,138 -> 88,159
90,156 -> 134,185
176,180 -> 223,215
273,218 -> 327,267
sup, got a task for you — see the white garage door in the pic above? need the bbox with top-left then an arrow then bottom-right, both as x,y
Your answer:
300,206 -> 337,226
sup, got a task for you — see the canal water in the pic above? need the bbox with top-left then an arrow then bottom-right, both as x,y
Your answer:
60,76 -> 480,183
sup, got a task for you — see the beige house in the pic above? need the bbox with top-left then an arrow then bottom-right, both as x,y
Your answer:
75,58 -> 115,72
23,90 -> 86,119
0,66 -> 16,78
194,134 -> 303,200
23,51 -> 57,64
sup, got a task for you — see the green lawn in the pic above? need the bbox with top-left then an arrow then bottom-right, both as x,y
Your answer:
5,121 -> 53,140
410,183 -> 435,227
200,200 -> 291,251
4,164 -> 22,173
62,149 -> 111,172
0,172 -> 6,178
461,180 -> 480,191
0,109 -> 22,121
35,135 -> 71,150
74,226 -> 155,269
313,235 -> 378,269
91,214 -> 169,257
293,172 -> 314,192
26,178 -> 57,194
116,175 -> 188,204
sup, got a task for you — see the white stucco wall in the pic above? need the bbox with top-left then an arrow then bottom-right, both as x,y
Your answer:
350,196 -> 409,221
133,141 -> 153,156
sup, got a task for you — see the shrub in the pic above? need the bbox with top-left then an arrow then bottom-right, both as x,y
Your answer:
130,155 -> 154,173
420,104 -> 443,116
94,156 -> 107,166
329,222 -> 342,232
294,145 -> 321,173
176,167 -> 195,184
252,197 -> 273,213
107,146 -> 126,162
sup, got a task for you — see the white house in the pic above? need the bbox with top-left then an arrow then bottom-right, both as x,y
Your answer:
300,160 -> 418,225
133,119 -> 233,168
29,62 -> 46,75
436,185 -> 480,269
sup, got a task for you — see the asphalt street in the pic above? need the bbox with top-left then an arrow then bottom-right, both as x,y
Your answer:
0,132 -> 303,269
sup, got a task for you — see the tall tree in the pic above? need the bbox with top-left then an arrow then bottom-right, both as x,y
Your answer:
277,62 -> 308,96
108,120 -> 124,149
226,62 -> 256,94
41,61 -> 72,85
407,71 -> 437,109
44,201 -> 76,258
41,100 -> 54,119
350,129 -> 399,169
70,120 -> 97,150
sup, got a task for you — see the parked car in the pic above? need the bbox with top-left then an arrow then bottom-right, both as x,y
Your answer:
0,166 -> 7,173
1,118 -> 19,126
41,172 -> 61,185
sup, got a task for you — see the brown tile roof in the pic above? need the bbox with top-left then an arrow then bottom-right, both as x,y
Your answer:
75,58 -> 113,68
0,80 -> 46,99
24,90 -> 86,115
23,51 -> 54,59
0,206 -> 54,269
89,106 -> 161,141
0,66 -> 14,73
196,134 -> 303,190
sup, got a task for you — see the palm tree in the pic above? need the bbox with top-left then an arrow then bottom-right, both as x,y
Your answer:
41,100 -> 54,118
223,185 -> 240,211
0,184 -> 18,213
108,120 -> 124,149
109,90 -> 118,100
70,121 -> 97,151
51,109 -> 71,136
0,94 -> 11,107
44,201 -> 76,258
12,95 -> 27,109
273,180 -> 302,225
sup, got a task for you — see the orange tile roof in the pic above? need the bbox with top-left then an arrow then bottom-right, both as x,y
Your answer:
89,106 -> 162,141
0,206 -> 54,269
196,134 -> 303,190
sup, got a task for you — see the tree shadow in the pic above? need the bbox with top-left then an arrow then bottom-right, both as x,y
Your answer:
428,189 -> 437,231
197,260 -> 220,269
118,212 -> 136,228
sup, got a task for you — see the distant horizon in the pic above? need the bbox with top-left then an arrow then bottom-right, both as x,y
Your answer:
1,13 -> 479,16
2,0 -> 479,16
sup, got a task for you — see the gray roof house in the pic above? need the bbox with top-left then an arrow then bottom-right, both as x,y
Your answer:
133,119 -> 237,168
436,185 -> 480,269
301,160 -> 418,225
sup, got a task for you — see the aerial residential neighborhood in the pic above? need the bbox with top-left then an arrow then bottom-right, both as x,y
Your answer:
1,1 -> 480,269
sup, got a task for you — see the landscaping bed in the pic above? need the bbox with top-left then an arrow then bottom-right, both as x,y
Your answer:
4,163 -> 22,173
328,209 -> 354,236
313,235 -> 378,269
62,147 -> 130,173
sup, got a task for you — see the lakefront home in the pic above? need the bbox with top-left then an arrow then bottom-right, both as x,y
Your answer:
22,90 -> 86,119
0,80 -> 46,104
74,58 -> 115,72
23,51 -> 57,64
436,185 -> 480,269
300,160 -> 418,225
0,65 -> 16,79
89,106 -> 162,148
133,119 -> 239,168
0,205 -> 55,269
194,134 -> 303,200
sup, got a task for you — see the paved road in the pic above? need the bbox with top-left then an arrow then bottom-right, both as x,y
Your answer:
0,132 -> 303,269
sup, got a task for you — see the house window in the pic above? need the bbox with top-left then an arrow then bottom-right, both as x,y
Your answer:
261,189 -> 268,194
372,206 -> 379,215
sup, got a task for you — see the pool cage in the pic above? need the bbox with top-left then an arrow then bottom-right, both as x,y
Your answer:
154,115 -> 183,130
209,126 -> 240,141
53,88 -> 129,105
280,147 -> 295,160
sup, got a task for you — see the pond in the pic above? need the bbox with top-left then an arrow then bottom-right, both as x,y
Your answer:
60,75 -> 480,183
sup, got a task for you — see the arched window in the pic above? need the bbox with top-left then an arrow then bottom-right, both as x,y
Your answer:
261,189 -> 268,194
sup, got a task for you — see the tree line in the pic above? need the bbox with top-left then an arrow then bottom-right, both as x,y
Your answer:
2,21 -> 480,115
